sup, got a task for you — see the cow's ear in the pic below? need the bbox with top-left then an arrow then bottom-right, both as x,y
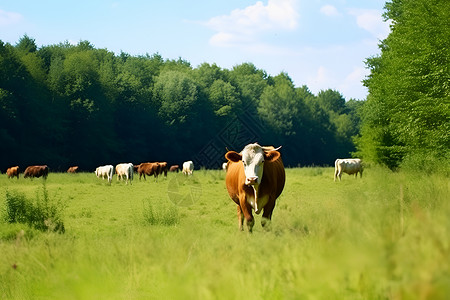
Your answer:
225,151 -> 242,162
264,150 -> 280,162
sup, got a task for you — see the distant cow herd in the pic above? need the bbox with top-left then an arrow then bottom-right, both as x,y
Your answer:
4,161 -> 193,184
3,143 -> 364,232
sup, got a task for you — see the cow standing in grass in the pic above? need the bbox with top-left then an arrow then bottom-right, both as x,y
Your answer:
95,165 -> 114,185
7,166 -> 20,179
67,166 -> 79,173
225,143 -> 285,232
334,158 -> 363,181
116,163 -> 134,185
24,165 -> 49,179
182,161 -> 194,176
137,163 -> 160,181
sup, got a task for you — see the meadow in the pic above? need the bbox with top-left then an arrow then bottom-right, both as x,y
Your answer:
0,167 -> 449,299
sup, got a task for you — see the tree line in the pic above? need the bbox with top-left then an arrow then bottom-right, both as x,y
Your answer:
0,36 -> 361,171
2,0 -> 447,173
357,0 -> 449,173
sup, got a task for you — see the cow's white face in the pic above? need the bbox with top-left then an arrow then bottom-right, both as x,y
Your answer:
241,145 -> 265,186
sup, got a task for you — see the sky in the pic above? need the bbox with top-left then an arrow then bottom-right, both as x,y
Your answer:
0,0 -> 391,100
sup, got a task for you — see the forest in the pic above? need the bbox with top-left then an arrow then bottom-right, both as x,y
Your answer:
0,0 -> 448,173
0,36 -> 361,171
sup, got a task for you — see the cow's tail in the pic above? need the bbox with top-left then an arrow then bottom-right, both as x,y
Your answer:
129,164 -> 133,182
109,167 -> 113,184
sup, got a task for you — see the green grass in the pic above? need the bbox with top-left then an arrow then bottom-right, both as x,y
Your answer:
0,168 -> 449,299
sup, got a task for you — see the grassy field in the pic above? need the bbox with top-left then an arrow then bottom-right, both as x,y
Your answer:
0,167 -> 449,299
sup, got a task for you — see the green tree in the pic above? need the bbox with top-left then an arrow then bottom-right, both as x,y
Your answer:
358,0 -> 450,170
153,70 -> 199,125
316,89 -> 346,114
208,79 -> 241,118
258,72 -> 298,135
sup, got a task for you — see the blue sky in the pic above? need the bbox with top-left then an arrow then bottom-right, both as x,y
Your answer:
1,0 -> 390,100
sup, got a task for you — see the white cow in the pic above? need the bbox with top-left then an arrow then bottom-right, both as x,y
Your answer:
334,158 -> 363,181
182,161 -> 194,176
115,163 -> 134,185
95,165 -> 114,185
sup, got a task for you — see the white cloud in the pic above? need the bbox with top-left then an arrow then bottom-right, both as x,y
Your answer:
306,66 -> 335,93
205,0 -> 299,47
338,66 -> 369,100
348,9 -> 390,39
0,9 -> 23,27
320,5 -> 340,17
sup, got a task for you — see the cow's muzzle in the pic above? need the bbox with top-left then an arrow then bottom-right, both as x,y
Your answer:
245,176 -> 258,186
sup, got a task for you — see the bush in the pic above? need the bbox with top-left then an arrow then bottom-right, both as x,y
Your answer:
400,150 -> 450,176
142,199 -> 179,226
4,185 -> 65,233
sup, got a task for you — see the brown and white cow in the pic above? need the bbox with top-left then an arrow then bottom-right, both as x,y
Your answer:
225,143 -> 285,232
137,162 -> 160,180
334,158 -> 363,181
67,166 -> 79,173
7,166 -> 20,179
24,165 -> 49,179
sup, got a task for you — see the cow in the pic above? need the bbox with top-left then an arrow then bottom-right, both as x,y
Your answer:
6,166 -> 20,179
158,162 -> 168,178
137,162 -> 160,181
334,158 -> 363,181
222,162 -> 228,172
116,163 -> 134,185
182,161 -> 194,176
95,165 -> 114,185
24,165 -> 49,179
169,165 -> 179,173
225,143 -> 285,232
67,166 -> 79,173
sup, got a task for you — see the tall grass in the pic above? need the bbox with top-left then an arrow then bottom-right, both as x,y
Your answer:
0,168 -> 449,299
4,184 -> 65,233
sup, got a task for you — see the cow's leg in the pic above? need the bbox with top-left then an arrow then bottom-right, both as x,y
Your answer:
261,199 -> 275,229
239,196 -> 254,232
236,205 -> 244,231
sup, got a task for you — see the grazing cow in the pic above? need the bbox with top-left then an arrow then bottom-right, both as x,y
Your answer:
158,162 -> 168,177
222,162 -> 228,172
334,158 -> 363,181
24,165 -> 49,179
95,165 -> 114,185
7,166 -> 20,179
225,143 -> 285,232
182,161 -> 194,176
169,165 -> 179,173
137,162 -> 160,180
67,166 -> 79,173
116,163 -> 134,185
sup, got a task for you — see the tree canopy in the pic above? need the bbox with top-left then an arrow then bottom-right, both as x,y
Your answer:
0,37 -> 362,171
357,0 -> 450,172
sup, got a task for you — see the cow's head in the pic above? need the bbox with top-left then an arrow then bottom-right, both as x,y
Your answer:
225,143 -> 281,186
